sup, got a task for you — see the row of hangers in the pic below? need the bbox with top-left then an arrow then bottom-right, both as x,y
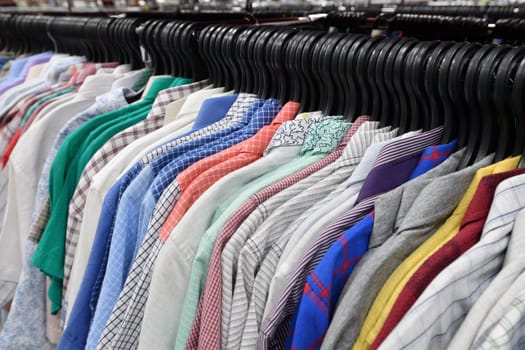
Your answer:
194,24 -> 525,167
324,11 -> 525,44
0,12 -> 524,167
394,4 -> 525,20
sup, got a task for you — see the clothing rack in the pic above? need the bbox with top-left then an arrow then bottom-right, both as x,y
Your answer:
1,7 -> 525,350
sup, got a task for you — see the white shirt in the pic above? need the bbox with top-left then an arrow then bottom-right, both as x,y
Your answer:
449,206 -> 525,349
0,73 -> 118,287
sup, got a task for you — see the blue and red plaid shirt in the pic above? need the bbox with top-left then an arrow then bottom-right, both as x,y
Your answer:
286,140 -> 457,350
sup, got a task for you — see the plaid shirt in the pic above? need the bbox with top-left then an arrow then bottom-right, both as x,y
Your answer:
257,127 -> 444,349
62,79 -> 205,299
380,174 -> 525,350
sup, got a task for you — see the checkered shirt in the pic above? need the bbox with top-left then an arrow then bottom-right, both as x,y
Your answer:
160,102 -> 299,237
93,94 -> 257,350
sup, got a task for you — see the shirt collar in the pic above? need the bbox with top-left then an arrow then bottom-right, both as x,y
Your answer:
175,86 -> 227,117
264,111 -> 322,155
451,154 -> 504,220
408,140 -> 458,180
343,129 -> 402,186
395,151 -> 494,236
75,74 -> 118,99
141,76 -> 177,102
461,165 -> 525,229
111,69 -> 147,90
191,94 -> 238,130
301,117 -> 348,154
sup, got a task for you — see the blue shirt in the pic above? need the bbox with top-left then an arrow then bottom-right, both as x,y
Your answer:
0,52 -> 53,96
286,140 -> 457,350
0,56 -> 29,88
4,57 -> 26,79
134,99 -> 266,248
85,99 -> 280,350
58,94 -> 238,350
0,57 -> 11,68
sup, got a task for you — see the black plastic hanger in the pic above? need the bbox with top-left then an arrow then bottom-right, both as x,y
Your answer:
374,37 -> 403,127
380,38 -> 411,129
368,37 -> 396,121
355,35 -> 386,117
197,25 -> 216,85
424,41 -> 455,130
513,57 -> 525,166
493,47 -> 525,160
333,34 -> 362,117
299,31 -> 326,112
318,33 -> 345,115
235,26 -> 256,94
162,21 -> 178,75
392,37 -> 418,133
437,42 -> 464,143
476,45 -> 511,161
272,28 -> 297,104
253,27 -> 279,98
464,44 -> 494,165
406,41 -> 437,131
344,35 -> 368,120
448,43 -> 480,167
286,30 -> 308,104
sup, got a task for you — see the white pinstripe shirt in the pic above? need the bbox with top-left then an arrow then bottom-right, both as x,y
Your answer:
475,270 -> 525,349
449,205 -> 525,349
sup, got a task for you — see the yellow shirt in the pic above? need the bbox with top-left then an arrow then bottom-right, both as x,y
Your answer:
353,156 -> 520,350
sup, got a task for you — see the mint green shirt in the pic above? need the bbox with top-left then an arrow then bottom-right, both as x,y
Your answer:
174,117 -> 350,350
33,77 -> 182,313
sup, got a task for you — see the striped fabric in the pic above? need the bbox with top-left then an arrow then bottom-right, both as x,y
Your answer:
187,117 -> 371,350
257,127 -> 444,349
475,284 -> 525,350
228,124 -> 393,350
